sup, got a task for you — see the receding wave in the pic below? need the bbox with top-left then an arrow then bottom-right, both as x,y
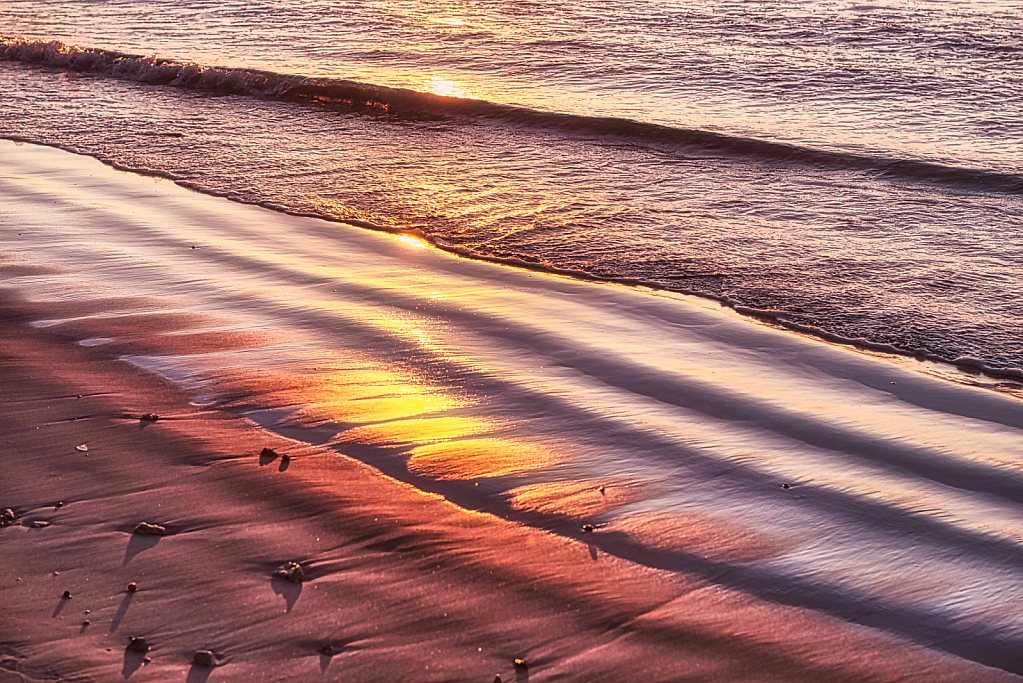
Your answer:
3,37 -> 1022,195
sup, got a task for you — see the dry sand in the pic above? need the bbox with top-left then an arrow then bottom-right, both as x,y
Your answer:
1,297 -> 1017,683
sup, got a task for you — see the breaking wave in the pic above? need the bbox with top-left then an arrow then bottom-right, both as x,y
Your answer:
4,37 -> 1022,195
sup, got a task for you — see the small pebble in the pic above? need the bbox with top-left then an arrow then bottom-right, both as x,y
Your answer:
273,561 -> 304,583
85,610 -> 90,614
127,636 -> 150,653
494,676 -> 502,683
75,444 -> 88,452
260,447 -> 278,458
126,582 -> 138,593
582,524 -> 594,533
192,650 -> 216,667
598,485 -> 606,494
140,413 -> 160,422
82,620 -> 90,626
514,658 -> 528,670
1,508 -> 16,527
55,502 -> 64,508
62,590 -> 72,599
53,571 -> 59,576
781,483 -> 791,489
281,453 -> 292,463
133,522 -> 167,536
319,643 -> 334,656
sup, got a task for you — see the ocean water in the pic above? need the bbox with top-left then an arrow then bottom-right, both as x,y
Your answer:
4,2 -> 1023,675
2,0 -> 1023,374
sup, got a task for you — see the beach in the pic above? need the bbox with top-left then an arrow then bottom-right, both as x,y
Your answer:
2,141 -> 1023,681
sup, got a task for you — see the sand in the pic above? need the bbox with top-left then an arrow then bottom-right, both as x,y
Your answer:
2,140 -> 1022,682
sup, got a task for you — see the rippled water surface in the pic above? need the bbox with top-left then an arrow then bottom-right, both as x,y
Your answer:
2,0 -> 1022,371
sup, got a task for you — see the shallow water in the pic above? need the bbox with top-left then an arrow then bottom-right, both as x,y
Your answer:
2,0 -> 1023,373
4,141 -> 1023,674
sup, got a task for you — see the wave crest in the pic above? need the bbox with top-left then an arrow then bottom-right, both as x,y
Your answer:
3,37 -> 1021,195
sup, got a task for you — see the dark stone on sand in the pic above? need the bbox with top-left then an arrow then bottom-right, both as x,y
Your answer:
1,508 -> 15,527
582,524 -> 594,532
62,590 -> 72,599
55,501 -> 64,508
127,637 -> 150,653
260,447 -> 278,458
31,520 -> 49,528
83,620 -> 90,626
140,413 -> 160,422
192,650 -> 216,667
319,643 -> 334,656
494,676 -> 502,683
134,522 -> 167,536
126,582 -> 138,593
781,483 -> 791,489
281,453 -> 292,463
598,485 -> 606,494
273,561 -> 305,583
514,658 -> 528,670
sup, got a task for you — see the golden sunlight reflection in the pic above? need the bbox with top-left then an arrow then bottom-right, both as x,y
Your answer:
413,77 -> 477,99
407,438 -> 555,480
254,355 -> 556,482
343,415 -> 497,447
394,233 -> 428,249
290,366 -> 463,425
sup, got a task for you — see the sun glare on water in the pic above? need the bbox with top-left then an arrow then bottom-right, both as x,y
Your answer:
415,77 -> 474,99
394,234 -> 428,248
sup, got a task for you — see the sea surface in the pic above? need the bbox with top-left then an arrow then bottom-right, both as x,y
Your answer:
3,2 -> 1023,676
2,0 -> 1023,373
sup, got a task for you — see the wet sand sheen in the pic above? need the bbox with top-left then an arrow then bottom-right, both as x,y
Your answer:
0,285 -> 1013,682
2,140 -> 1023,679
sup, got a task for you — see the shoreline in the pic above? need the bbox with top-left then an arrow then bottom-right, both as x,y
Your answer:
3,139 -> 1023,680
1,292 -> 1016,683
3,134 -> 1021,388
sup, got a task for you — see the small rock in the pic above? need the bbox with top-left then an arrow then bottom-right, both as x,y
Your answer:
140,413 -> 160,422
85,610 -> 90,614
31,520 -> 49,528
127,636 -> 150,653
319,643 -> 334,656
55,502 -> 64,508
494,676 -> 502,683
514,658 -> 528,670
273,561 -> 304,583
82,620 -> 90,626
126,582 -> 138,593
598,485 -> 606,494
133,522 -> 167,536
192,650 -> 216,667
75,444 -> 88,452
0,509 -> 15,527
281,453 -> 292,463
582,524 -> 594,533
260,447 -> 278,458
781,483 -> 791,489
62,590 -> 72,599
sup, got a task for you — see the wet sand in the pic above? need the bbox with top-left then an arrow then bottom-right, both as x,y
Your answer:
0,270 -> 1016,683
